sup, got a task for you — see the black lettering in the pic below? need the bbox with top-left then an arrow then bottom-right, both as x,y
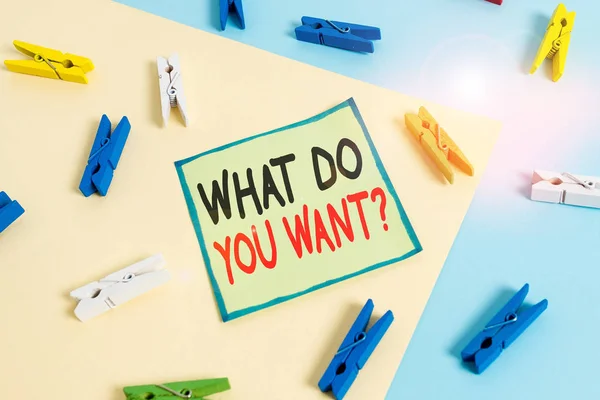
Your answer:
311,147 -> 336,191
269,154 -> 296,203
197,169 -> 232,225
336,138 -> 362,180
262,164 -> 285,210
233,168 -> 263,219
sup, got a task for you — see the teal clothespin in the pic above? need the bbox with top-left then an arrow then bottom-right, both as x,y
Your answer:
123,378 -> 230,399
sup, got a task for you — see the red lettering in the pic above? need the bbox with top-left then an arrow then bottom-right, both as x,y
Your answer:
213,237 -> 235,285
252,220 -> 277,269
327,198 -> 354,248
314,208 -> 335,253
234,233 -> 257,274
282,204 -> 313,259
347,191 -> 370,240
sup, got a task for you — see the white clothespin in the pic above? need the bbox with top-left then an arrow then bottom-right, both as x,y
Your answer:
70,254 -> 170,322
531,170 -> 600,209
157,54 -> 189,127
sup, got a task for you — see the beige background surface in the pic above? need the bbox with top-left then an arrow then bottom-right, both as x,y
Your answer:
0,1 -> 500,399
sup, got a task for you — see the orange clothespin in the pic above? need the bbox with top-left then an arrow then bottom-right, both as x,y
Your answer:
405,106 -> 474,184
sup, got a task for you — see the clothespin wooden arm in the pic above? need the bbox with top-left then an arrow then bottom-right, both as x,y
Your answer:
123,378 -> 231,400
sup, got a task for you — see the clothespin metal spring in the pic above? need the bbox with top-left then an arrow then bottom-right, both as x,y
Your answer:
155,384 -> 192,399
167,71 -> 181,108
562,172 -> 594,190
32,51 -> 77,81
35,54 -> 61,78
326,20 -> 350,34
422,121 -> 447,151
483,312 -> 517,331
88,138 -> 110,161
548,20 -> 571,59
335,332 -> 366,356
102,272 -> 136,285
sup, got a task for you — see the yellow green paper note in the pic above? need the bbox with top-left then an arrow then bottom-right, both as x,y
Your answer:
175,98 -> 422,321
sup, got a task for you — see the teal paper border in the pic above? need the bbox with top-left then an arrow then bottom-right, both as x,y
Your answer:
175,98 -> 422,321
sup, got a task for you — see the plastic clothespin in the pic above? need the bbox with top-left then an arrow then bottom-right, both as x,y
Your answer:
405,106 -> 474,184
0,192 -> 25,234
70,254 -> 170,322
4,40 -> 94,84
530,3 -> 576,82
295,17 -> 381,53
461,284 -> 548,374
157,54 -> 189,127
124,378 -> 230,400
319,299 -> 394,400
531,170 -> 600,209
219,0 -> 245,31
485,0 -> 503,5
79,115 -> 131,197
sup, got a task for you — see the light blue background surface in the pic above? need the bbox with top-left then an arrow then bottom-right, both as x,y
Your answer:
113,0 -> 600,398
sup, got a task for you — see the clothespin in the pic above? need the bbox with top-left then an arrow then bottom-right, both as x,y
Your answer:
295,17 -> 381,53
124,378 -> 230,400
319,299 -> 393,400
157,54 -> 189,127
0,192 -> 25,234
531,170 -> 600,209
405,106 -> 474,184
461,284 -> 548,374
79,115 -> 131,197
70,254 -> 170,322
485,0 -> 503,5
530,4 -> 576,82
219,0 -> 245,31
4,40 -> 94,84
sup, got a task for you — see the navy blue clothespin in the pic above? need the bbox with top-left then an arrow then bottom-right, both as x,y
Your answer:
0,191 -> 24,233
79,115 -> 131,197
319,299 -> 393,400
219,0 -> 245,31
295,17 -> 381,53
461,283 -> 548,374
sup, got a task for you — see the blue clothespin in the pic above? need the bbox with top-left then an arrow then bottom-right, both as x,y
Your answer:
461,283 -> 548,374
219,0 -> 245,31
0,191 -> 24,233
79,115 -> 131,197
295,17 -> 381,53
319,299 -> 394,400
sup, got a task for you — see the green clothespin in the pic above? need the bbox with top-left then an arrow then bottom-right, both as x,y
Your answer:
123,378 -> 230,399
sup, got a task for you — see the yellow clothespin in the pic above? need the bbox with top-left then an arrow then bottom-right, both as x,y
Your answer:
4,40 -> 94,84
405,106 -> 474,184
530,4 -> 575,82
